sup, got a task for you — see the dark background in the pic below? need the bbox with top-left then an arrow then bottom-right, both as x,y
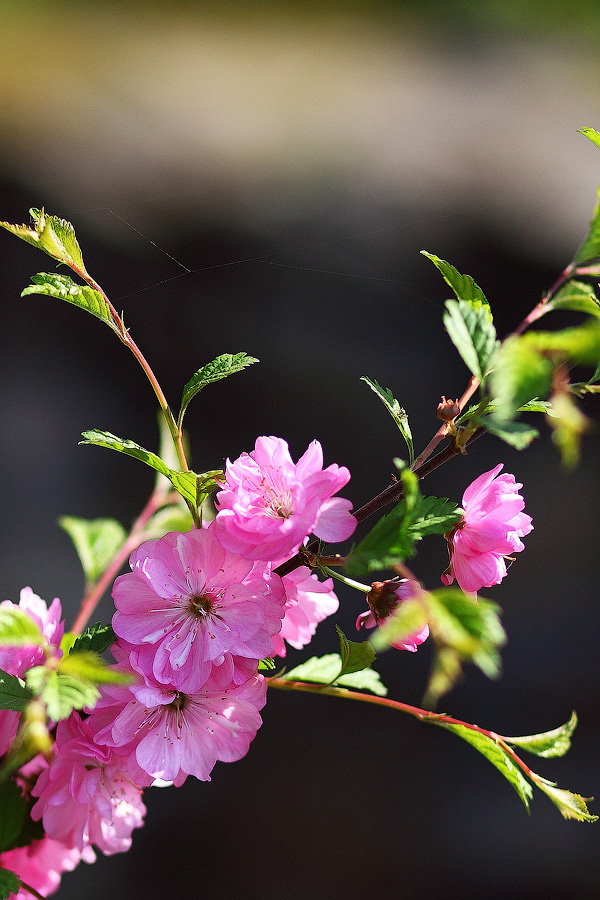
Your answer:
0,2 -> 599,898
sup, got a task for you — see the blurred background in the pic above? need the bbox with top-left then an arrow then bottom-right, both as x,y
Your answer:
0,1 -> 599,898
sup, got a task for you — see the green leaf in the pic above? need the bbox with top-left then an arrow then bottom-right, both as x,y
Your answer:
346,491 -> 461,576
482,419 -> 539,449
141,505 -> 194,541
0,867 -> 20,900
360,376 -> 414,464
547,391 -> 590,469
258,658 -> 275,672
524,319 -> 600,367
80,430 -> 222,508
457,397 -> 554,424
335,626 -> 376,677
437,721 -> 533,810
579,125 -> 600,150
59,650 -> 130,685
489,336 -> 554,422
503,711 -> 578,759
545,280 -> 600,319
571,179 -> 600,265
59,516 -> 126,584
22,272 -> 117,331
25,668 -> 100,721
0,608 -> 44,648
0,780 -> 26,853
0,670 -> 32,713
533,777 -> 597,822
281,653 -> 387,696
70,622 -> 116,656
178,353 -> 259,427
421,251 -> 492,317
443,299 -> 499,383
0,208 -> 87,273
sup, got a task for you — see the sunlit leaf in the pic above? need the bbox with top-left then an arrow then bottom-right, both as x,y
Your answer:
503,711 -> 578,759
179,353 -> 259,427
336,626 -> 376,677
361,376 -> 414,464
59,516 -> 126,584
0,208 -> 86,272
70,623 -> 116,656
421,251 -> 492,317
59,650 -> 130,685
0,608 -> 43,648
281,653 -> 387,696
25,668 -> 100,721
443,299 -> 499,383
534,776 -> 597,822
22,272 -> 116,331
545,280 -> 600,319
0,670 -> 32,713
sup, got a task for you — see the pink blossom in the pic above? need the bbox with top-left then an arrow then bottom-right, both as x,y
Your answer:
90,650 -> 267,786
214,436 -> 356,561
31,712 -> 146,855
0,837 -> 95,899
441,464 -> 533,593
356,579 -> 429,652
112,524 -> 285,692
0,587 -> 64,678
272,567 -> 339,657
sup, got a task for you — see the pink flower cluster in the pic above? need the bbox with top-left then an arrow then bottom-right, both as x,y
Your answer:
0,438 -> 355,896
441,464 -> 533,594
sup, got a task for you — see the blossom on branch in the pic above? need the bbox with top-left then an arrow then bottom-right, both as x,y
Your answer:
273,567 -> 339,656
214,436 -> 356,561
441,464 -> 533,594
112,524 -> 286,692
0,837 -> 95,900
355,579 -> 429,652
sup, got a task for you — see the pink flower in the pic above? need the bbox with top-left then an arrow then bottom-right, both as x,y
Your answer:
356,579 -> 429,652
272,567 -> 339,657
441,464 -> 533,593
0,587 -> 64,677
90,650 -> 267,786
112,524 -> 285,692
214,436 -> 356,561
31,713 -> 146,855
0,837 -> 95,899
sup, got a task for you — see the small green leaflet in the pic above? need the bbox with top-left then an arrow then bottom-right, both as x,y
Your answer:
421,251 -> 492,318
0,867 -> 20,900
524,319 -> 600,367
282,654 -> 387,696
335,626 -> 376,678
545,280 -> 600,319
80,429 -> 223,508
69,622 -> 116,656
0,669 -> 32,712
59,516 -> 126,585
59,650 -> 130,685
178,353 -> 259,428
532,776 -> 598,823
437,721 -> 533,810
346,492 -> 461,575
571,173 -> 600,266
0,607 -> 44,648
0,208 -> 87,273
0,780 -> 26,853
489,337 -> 554,422
25,668 -> 100,721
482,419 -> 539,450
502,711 -> 578,759
443,299 -> 499,384
22,273 -> 117,332
360,376 -> 414,464
258,658 -> 276,672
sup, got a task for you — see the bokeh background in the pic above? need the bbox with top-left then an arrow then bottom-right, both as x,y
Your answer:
0,1 -> 599,898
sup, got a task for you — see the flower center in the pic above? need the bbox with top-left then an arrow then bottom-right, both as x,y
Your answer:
188,593 -> 214,618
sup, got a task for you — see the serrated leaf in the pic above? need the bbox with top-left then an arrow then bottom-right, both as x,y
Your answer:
571,177 -> 600,265
534,778 -> 597,822
0,867 -> 20,899
421,251 -> 492,318
336,626 -> 376,677
0,608 -> 44,648
281,653 -> 387,696
70,623 -> 116,656
25,668 -> 100,721
346,491 -> 461,576
178,353 -> 259,427
489,336 -> 554,422
258,658 -> 275,672
503,711 -> 578,759
546,280 -> 600,319
0,780 -> 26,853
22,272 -> 116,331
361,376 -> 414,464
80,430 -> 221,508
443,299 -> 499,383
438,721 -> 533,810
0,208 -> 86,273
59,516 -> 126,584
482,419 -> 539,449
59,650 -> 130,685
0,670 -> 32,712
